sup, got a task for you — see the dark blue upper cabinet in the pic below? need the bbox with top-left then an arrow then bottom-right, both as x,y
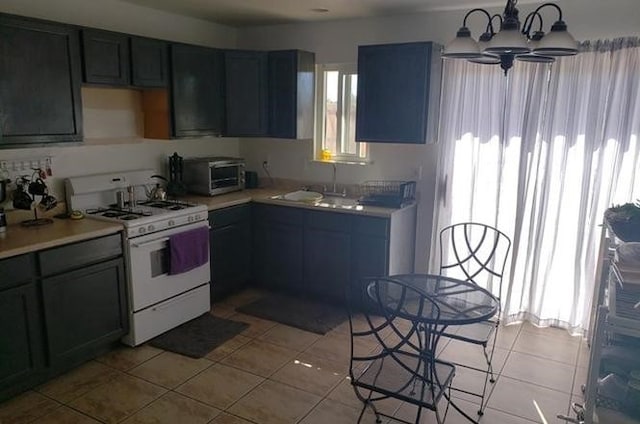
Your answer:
171,44 -> 225,137
224,50 -> 269,137
0,14 -> 83,147
81,29 -> 130,86
268,50 -> 315,139
356,42 -> 442,144
130,37 -> 168,88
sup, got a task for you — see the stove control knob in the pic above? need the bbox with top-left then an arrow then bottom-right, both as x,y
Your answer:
188,216 -> 194,223
147,225 -> 154,232
195,214 -> 201,220
168,220 -> 175,227
139,227 -> 146,234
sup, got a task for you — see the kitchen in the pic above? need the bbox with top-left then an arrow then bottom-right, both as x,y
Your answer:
1,0 -> 639,423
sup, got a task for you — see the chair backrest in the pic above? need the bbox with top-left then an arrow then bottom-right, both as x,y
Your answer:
439,222 -> 511,301
346,277 -> 442,378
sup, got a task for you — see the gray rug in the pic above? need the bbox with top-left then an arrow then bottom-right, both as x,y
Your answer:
236,293 -> 347,335
150,314 -> 249,358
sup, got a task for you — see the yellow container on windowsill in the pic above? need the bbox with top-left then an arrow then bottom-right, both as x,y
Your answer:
321,149 -> 332,161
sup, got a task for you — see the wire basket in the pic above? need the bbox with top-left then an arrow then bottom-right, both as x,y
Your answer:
358,180 -> 416,208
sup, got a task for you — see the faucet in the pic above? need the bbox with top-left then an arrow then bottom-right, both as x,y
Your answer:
324,163 -> 346,197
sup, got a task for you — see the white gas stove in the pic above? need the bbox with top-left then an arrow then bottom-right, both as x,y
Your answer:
65,169 -> 207,239
65,170 -> 211,346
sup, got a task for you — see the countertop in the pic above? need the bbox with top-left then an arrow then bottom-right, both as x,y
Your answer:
183,188 -> 414,218
0,188 -> 413,260
0,218 -> 122,260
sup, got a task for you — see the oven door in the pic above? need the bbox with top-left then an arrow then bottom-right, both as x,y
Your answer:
126,221 -> 210,312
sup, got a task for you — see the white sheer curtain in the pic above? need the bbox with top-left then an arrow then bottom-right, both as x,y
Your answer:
431,38 -> 640,334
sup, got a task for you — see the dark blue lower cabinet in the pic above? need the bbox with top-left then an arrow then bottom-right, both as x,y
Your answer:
42,258 -> 128,368
0,237 -> 128,402
251,205 -> 415,305
0,282 -> 44,401
209,205 -> 252,301
303,228 -> 351,301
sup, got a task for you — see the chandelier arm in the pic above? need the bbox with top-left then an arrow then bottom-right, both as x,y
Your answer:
522,11 -> 543,38
490,13 -> 503,33
532,2 -> 564,21
462,8 -> 495,31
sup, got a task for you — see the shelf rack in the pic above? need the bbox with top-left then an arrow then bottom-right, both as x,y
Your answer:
581,222 -> 640,423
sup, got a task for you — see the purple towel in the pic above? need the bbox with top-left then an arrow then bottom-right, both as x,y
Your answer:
169,226 -> 209,275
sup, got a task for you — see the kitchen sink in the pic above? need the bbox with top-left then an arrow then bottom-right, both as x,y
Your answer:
315,197 -> 360,209
274,190 -> 323,202
270,192 -> 362,210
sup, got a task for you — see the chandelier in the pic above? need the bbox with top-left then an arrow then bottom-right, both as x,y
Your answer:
442,0 -> 578,75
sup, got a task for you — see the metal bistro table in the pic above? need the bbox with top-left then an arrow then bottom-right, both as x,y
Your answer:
385,273 -> 500,423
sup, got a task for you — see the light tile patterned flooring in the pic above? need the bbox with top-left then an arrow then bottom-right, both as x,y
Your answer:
0,289 -> 606,424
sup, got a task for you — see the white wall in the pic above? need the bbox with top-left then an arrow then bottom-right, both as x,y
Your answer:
235,0 -> 640,271
0,0 -> 239,202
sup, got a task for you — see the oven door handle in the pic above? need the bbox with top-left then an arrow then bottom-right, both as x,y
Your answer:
131,237 -> 169,248
130,225 -> 211,248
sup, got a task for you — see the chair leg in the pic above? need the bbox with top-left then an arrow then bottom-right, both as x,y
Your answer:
354,387 -> 382,424
483,346 -> 496,384
415,405 -> 424,423
357,400 -> 382,424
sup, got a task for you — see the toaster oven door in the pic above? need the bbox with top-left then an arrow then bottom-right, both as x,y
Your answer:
210,163 -> 244,192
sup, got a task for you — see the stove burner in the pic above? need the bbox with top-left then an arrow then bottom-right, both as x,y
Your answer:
103,211 -> 124,218
86,207 -> 151,220
137,200 -> 194,210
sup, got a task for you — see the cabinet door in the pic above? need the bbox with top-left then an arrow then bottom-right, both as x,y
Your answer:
253,205 -> 303,291
0,283 -> 44,400
269,222 -> 303,291
268,50 -> 314,139
225,50 -> 268,137
304,228 -> 351,302
356,41 -> 439,144
131,37 -> 168,87
209,206 -> 252,300
352,234 -> 389,281
41,258 -> 128,367
0,14 -> 82,146
352,234 -> 389,310
171,44 -> 225,137
82,29 -> 130,85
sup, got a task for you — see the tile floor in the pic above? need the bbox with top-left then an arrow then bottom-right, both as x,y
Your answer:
0,288 -> 631,424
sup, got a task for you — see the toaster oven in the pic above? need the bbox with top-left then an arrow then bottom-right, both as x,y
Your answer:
182,157 -> 245,196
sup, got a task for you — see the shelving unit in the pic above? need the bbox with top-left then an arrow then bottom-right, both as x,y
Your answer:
581,222 -> 640,424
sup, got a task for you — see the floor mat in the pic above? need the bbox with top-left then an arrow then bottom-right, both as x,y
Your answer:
236,293 -> 347,335
149,314 -> 249,358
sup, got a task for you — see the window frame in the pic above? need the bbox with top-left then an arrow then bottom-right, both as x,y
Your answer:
314,63 -> 369,164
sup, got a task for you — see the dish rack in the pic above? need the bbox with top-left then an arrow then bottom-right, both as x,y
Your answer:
358,180 -> 416,208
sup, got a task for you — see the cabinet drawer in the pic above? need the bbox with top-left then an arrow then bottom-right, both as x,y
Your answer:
353,216 -> 389,237
0,254 -> 34,290
254,204 -> 303,226
39,234 -> 122,276
305,210 -> 351,232
209,204 -> 251,228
